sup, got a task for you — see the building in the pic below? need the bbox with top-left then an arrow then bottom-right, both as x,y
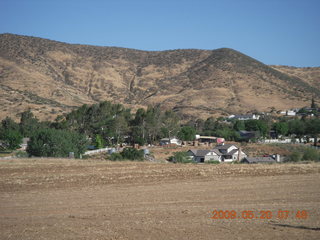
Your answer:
228,114 -> 260,121
187,144 -> 247,163
187,149 -> 221,162
213,144 -> 247,162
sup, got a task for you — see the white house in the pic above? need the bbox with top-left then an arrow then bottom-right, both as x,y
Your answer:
286,110 -> 296,116
213,144 -> 247,162
187,149 -> 222,163
187,144 -> 247,163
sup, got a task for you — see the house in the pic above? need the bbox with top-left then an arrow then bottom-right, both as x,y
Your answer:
242,157 -> 276,164
187,149 -> 221,163
188,144 -> 247,163
160,137 -> 182,146
213,144 -> 247,162
228,114 -> 260,121
286,110 -> 296,116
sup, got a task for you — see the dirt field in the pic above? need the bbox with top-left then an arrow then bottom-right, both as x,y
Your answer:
1,159 -> 320,240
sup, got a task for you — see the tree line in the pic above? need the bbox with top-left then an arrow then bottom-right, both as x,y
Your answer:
0,101 -> 319,158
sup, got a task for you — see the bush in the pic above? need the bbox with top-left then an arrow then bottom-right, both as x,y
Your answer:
288,151 -> 303,162
15,151 -> 29,158
169,151 -> 193,163
109,152 -> 123,161
302,148 -> 320,161
120,148 -> 144,161
206,160 -> 220,164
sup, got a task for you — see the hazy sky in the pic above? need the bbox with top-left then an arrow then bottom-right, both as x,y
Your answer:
1,0 -> 319,67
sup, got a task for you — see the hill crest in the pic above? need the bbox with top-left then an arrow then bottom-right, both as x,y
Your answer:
0,33 -> 319,121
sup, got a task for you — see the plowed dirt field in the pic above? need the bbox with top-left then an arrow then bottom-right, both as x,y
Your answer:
1,159 -> 320,240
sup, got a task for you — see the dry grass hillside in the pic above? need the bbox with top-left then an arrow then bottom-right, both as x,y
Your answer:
0,33 -> 319,121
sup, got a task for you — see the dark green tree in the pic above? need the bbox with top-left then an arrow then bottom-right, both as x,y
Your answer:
305,118 -> 320,146
178,126 -> 196,141
311,98 -> 317,109
288,119 -> 306,142
233,120 -> 245,131
0,129 -> 23,150
120,148 -> 144,161
245,120 -> 269,137
0,117 -> 22,150
19,110 -> 40,137
273,122 -> 289,136
27,128 -> 87,158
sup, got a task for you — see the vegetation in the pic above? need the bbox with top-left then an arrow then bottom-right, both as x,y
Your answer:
26,128 -> 87,158
287,147 -> 320,162
108,148 -> 144,161
168,151 -> 193,163
0,100 -> 319,159
0,117 -> 23,150
120,148 -> 144,161
108,152 -> 124,161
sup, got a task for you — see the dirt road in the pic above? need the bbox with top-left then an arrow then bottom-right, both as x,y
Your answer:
1,159 -> 320,239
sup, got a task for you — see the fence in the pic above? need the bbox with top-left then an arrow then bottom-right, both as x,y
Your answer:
83,147 -> 112,155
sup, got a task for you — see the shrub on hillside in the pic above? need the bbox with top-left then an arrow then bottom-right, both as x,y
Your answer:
288,151 -> 303,162
302,148 -> 320,161
109,152 -> 123,161
120,148 -> 144,161
168,151 -> 193,163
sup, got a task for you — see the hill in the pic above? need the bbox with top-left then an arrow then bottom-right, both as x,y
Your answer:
0,33 -> 319,121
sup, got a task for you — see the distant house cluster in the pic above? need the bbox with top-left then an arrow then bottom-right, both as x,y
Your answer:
188,144 -> 247,163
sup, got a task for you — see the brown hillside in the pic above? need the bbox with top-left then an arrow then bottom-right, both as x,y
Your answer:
0,33 -> 319,121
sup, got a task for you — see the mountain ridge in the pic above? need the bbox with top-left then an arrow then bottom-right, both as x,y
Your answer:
0,33 -> 319,121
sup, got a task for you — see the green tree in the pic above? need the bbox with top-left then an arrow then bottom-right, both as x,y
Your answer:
0,117 -> 23,150
233,120 -> 245,131
19,110 -> 40,137
215,127 -> 239,141
288,119 -> 306,142
305,118 -> 320,146
145,106 -> 162,143
27,128 -> 87,158
1,117 -> 20,132
0,129 -> 23,150
120,148 -> 144,161
245,120 -> 269,138
94,134 -> 104,149
178,126 -> 196,141
273,122 -> 289,136
130,108 -> 147,144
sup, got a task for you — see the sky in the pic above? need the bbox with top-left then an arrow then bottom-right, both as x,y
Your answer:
0,0 -> 319,67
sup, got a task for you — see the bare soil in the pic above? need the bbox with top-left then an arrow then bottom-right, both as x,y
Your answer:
1,158 -> 320,240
